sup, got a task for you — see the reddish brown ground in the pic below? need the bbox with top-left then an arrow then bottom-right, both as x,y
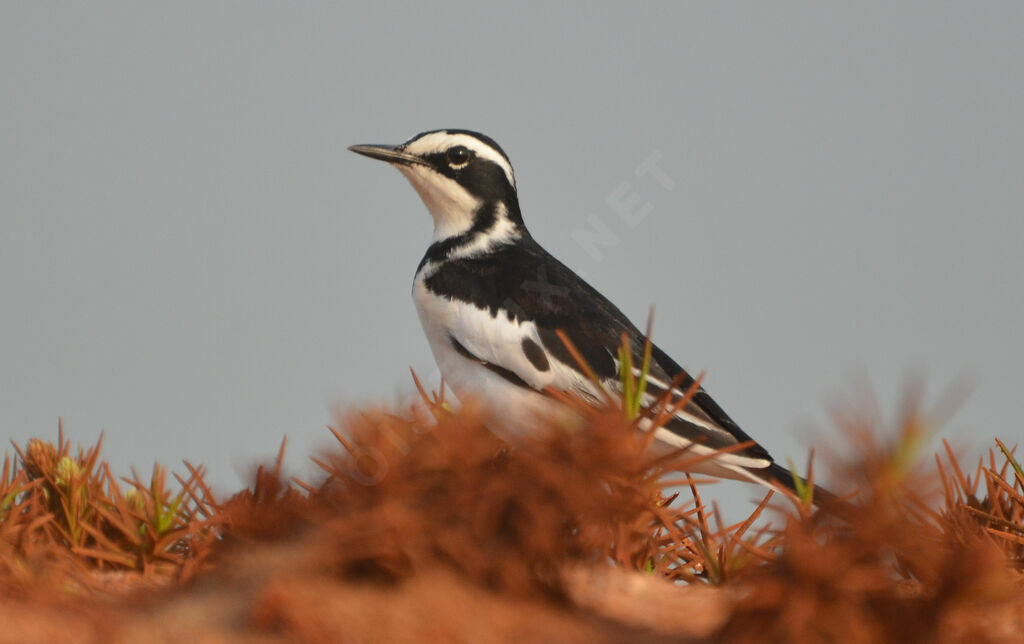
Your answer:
2,388 -> 1022,642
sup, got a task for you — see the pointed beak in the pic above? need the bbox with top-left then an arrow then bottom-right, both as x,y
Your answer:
347,143 -> 426,167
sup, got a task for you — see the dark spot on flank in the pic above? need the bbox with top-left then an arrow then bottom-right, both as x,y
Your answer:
521,337 -> 550,372
449,334 -> 532,390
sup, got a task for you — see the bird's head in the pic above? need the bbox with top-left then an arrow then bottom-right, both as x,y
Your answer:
349,129 -> 524,243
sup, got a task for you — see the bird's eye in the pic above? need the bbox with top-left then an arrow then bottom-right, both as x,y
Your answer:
446,146 -> 471,167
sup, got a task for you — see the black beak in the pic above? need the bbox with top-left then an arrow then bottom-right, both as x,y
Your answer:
347,143 -> 426,167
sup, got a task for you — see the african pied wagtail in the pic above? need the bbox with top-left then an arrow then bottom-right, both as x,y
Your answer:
349,129 -> 828,501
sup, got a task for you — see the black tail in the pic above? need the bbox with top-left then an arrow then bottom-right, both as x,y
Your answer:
758,461 -> 841,508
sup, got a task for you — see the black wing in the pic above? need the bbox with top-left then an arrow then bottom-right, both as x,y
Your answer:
423,238 -> 774,462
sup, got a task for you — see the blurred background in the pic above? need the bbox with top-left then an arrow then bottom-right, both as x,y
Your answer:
2,3 -> 1022,513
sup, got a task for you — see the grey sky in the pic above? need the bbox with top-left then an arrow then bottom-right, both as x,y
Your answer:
2,4 -> 1022,512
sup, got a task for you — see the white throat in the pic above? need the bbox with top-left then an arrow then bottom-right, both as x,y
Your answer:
396,164 -> 482,241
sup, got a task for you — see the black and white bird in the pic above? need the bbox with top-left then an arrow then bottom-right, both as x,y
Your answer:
349,129 -> 825,500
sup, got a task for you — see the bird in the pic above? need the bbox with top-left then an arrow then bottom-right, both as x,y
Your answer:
349,129 -> 830,502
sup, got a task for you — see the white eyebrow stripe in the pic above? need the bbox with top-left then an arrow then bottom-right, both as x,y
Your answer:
402,131 -> 516,189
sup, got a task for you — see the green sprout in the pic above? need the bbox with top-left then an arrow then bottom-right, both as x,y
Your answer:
787,458 -> 814,507
617,332 -> 653,421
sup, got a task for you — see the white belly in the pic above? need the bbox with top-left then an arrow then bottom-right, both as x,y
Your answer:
411,271 -> 771,484
412,273 -> 575,433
